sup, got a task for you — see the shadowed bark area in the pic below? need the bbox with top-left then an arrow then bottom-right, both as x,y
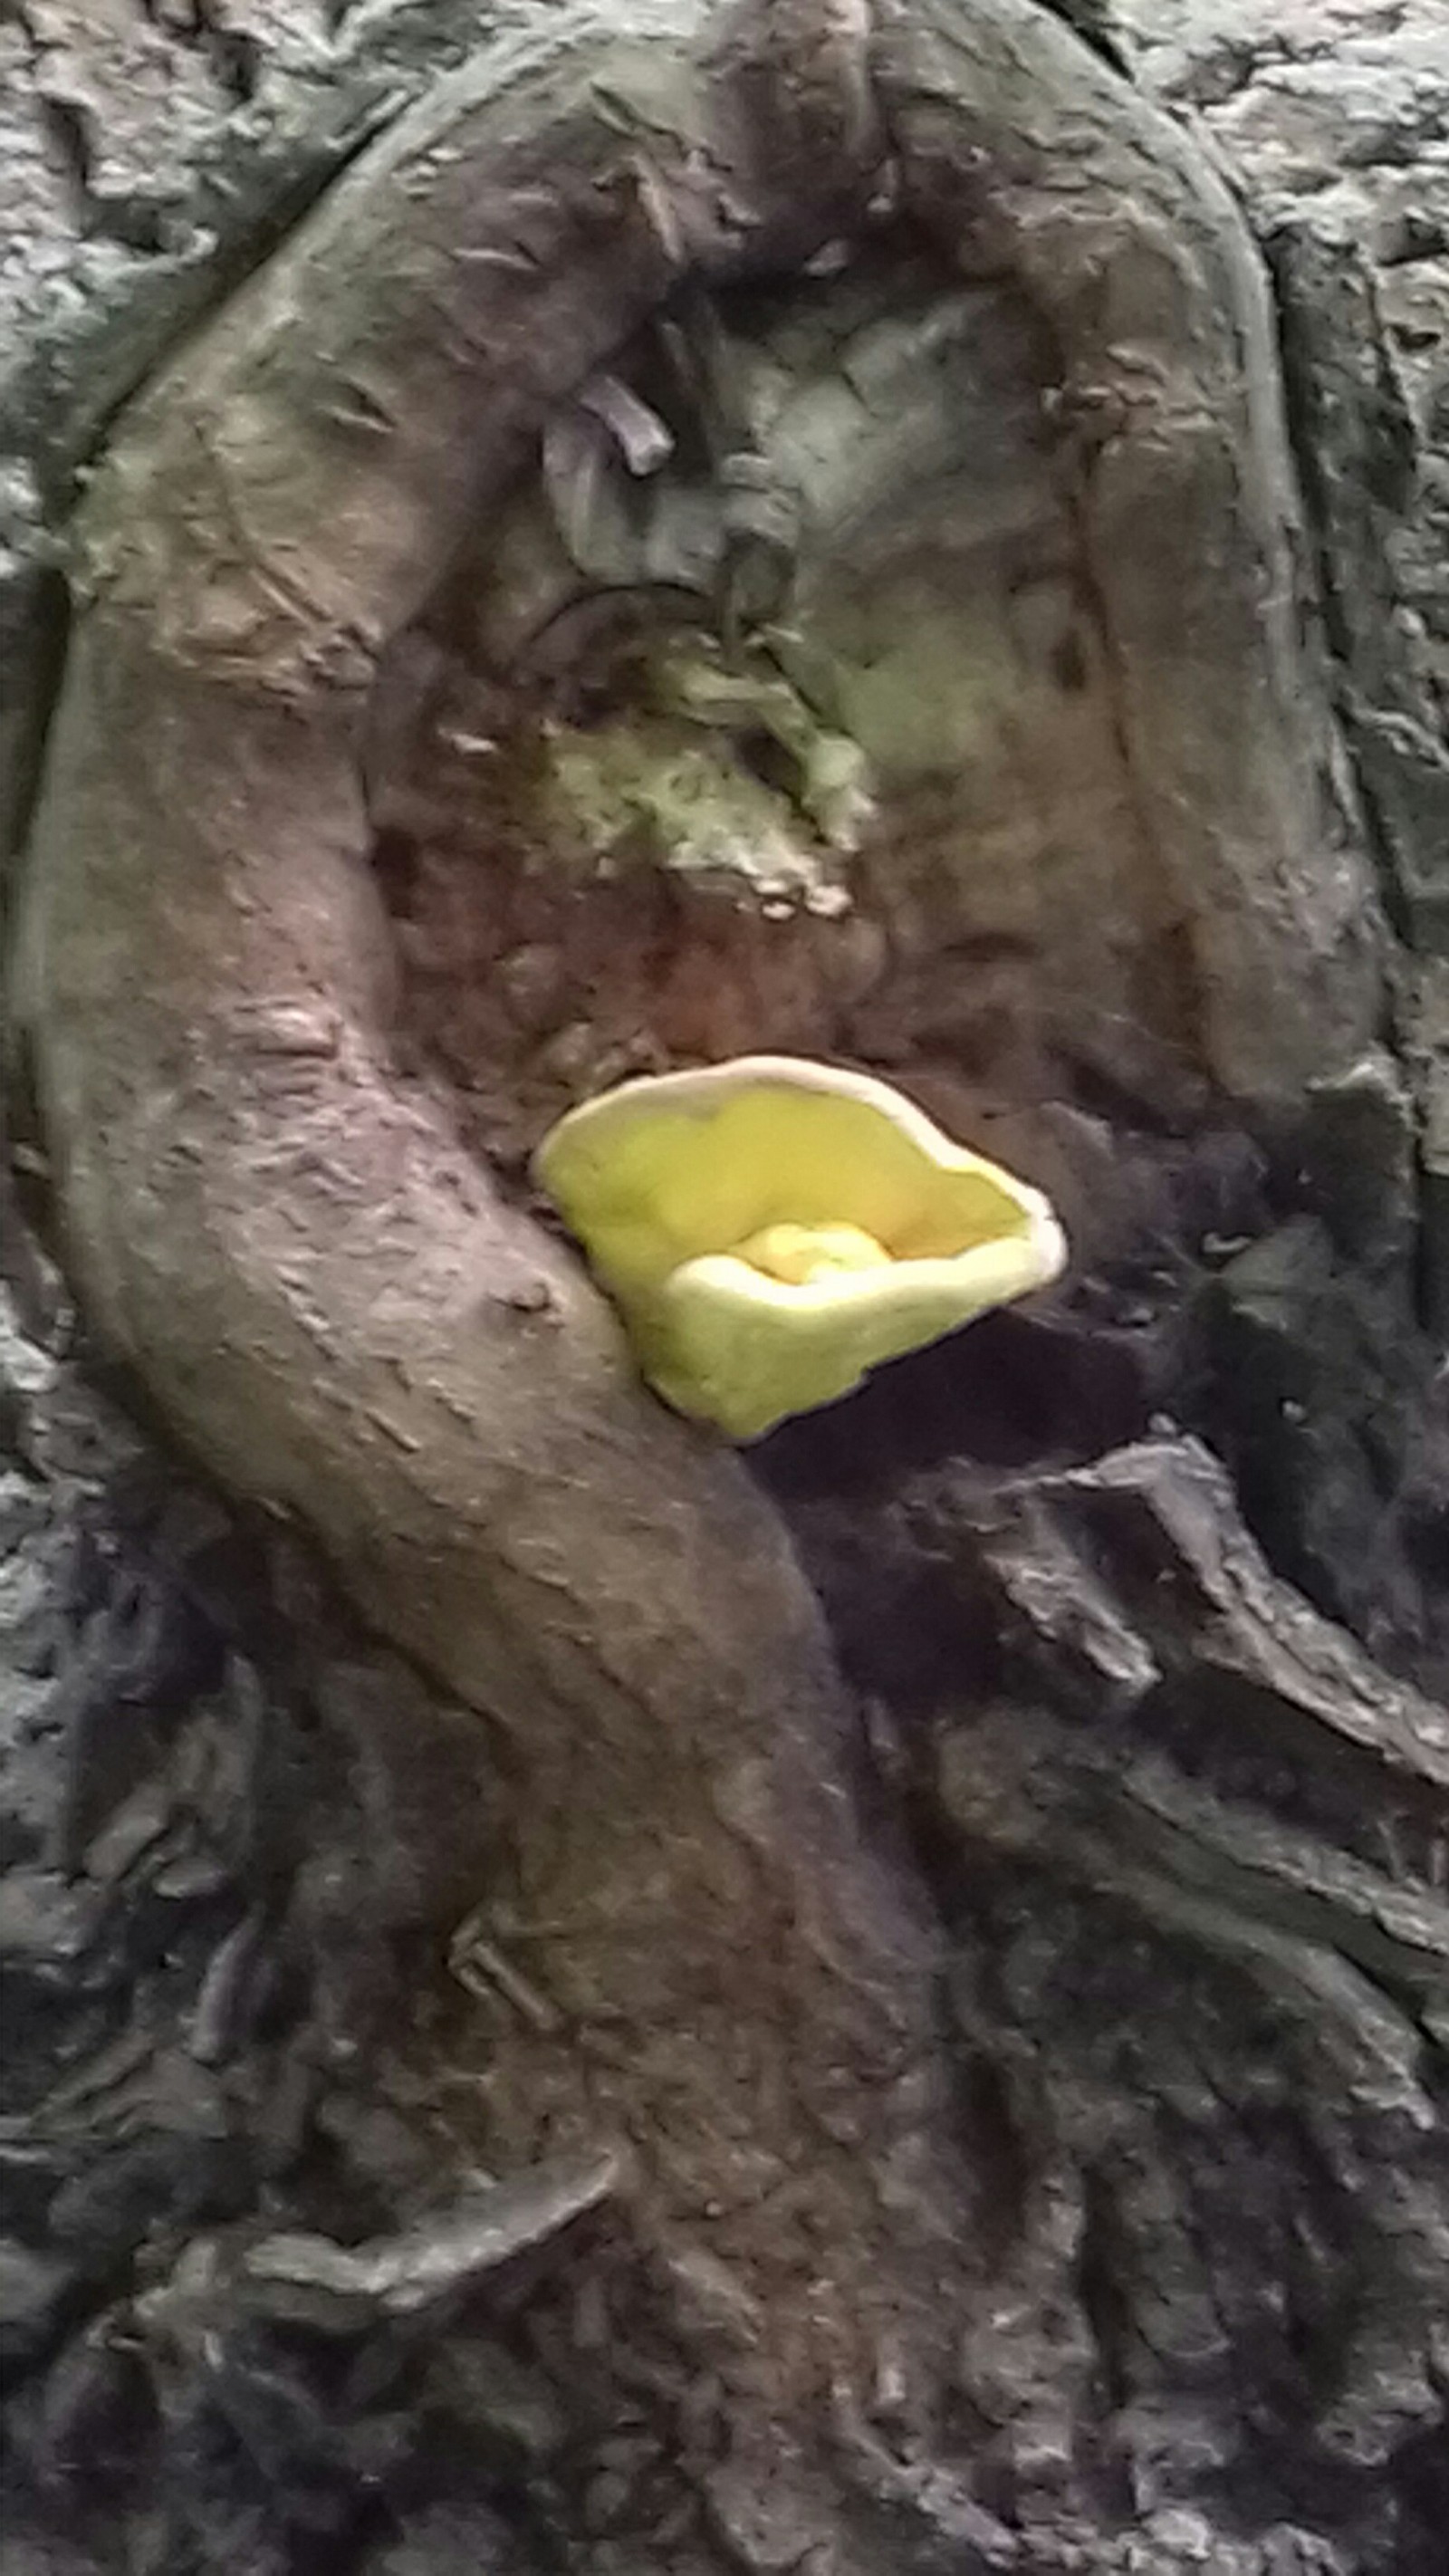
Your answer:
2,4 -> 1447,2574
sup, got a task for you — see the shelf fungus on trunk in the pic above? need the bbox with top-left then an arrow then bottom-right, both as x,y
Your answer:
535,1054 -> 1068,1437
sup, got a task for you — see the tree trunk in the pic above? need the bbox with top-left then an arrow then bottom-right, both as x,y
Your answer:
2,6 -> 1446,2575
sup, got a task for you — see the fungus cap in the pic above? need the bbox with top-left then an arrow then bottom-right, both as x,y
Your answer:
533,1055 -> 1067,1441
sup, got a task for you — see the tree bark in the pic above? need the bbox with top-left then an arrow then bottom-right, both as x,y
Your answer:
2,5 -> 1446,2575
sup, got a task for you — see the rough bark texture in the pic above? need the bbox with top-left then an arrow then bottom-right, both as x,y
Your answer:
2,5 -> 1447,2575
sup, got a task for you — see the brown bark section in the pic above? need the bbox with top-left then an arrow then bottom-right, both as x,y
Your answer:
874,0 -> 1382,1101
14,4 -> 964,2465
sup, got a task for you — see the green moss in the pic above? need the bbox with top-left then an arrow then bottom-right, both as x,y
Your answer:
538,636 -> 868,917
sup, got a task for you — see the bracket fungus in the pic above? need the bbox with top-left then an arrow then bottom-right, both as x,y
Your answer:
534,1055 -> 1068,1438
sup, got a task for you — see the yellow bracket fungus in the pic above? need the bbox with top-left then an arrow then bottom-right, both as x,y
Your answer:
533,1056 -> 1068,1441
